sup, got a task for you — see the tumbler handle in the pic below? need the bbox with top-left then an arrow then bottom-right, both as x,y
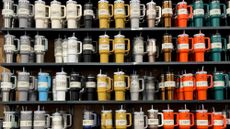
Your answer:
138,78 -> 145,92
125,38 -> 130,54
47,75 -> 51,89
220,4 -> 226,17
126,113 -> 132,127
140,4 -> 146,19
158,112 -> 164,127
144,115 -> 148,128
61,5 -> 66,19
174,113 -> 179,126
207,74 -> 214,88
187,5 -> 193,19
45,114 -> 50,128
125,4 -> 130,18
42,37 -> 48,51
14,38 -> 20,52
205,37 -> 211,51
208,113 -> 213,127
125,75 -> 131,90
45,6 -> 50,18
222,114 -> 227,129
76,4 -> 82,18
77,41 -> 83,54
156,6 -> 162,21
190,113 -> 194,127
109,39 -> 114,53
30,76 -> 35,90
109,4 -> 114,17
189,38 -> 193,51
11,75 -> 17,89
106,77 -> 113,92
29,4 -> 34,17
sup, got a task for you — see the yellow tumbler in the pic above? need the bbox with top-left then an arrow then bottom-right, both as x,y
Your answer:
115,108 -> 132,129
98,0 -> 113,28
97,73 -> 113,101
101,110 -> 113,129
114,71 -> 130,101
99,34 -> 114,63
113,33 -> 130,63
114,0 -> 130,28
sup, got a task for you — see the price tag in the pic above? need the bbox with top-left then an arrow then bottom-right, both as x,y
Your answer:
162,8 -> 173,15
148,119 -> 159,125
38,82 -> 48,88
83,44 -> 94,51
99,44 -> 110,51
178,9 -> 188,15
18,8 -> 30,15
227,44 -> 230,49
162,43 -> 173,49
68,40 -> 78,54
134,45 -> 144,53
164,81 -> 176,87
83,120 -> 94,126
135,119 -> 144,125
97,81 -> 107,88
131,8 -> 140,16
33,120 -> 46,127
194,43 -> 205,49
163,120 -> 174,125
1,82 -> 13,89
147,9 -> 156,16
86,81 -> 96,88
116,120 -> 127,126
183,81 -> 194,87
35,45 -> 45,51
114,81 -> 125,87
178,44 -> 189,50
70,81 -> 81,88
214,120 -> 223,126
99,9 -> 109,15
105,119 -> 113,125
84,9 -> 94,16
4,44 -> 16,51
210,9 -> 221,16
159,82 -> 165,88
227,8 -> 230,15
211,42 -> 222,49
2,9 -> 14,16
214,81 -> 225,87
194,9 -> 204,15
20,45 -> 31,51
115,8 -> 125,15
20,121 -> 32,127
115,44 -> 125,50
18,81 -> 30,88
3,122 -> 13,128
196,81 -> 208,87
179,120 -> 190,125
196,120 -> 208,126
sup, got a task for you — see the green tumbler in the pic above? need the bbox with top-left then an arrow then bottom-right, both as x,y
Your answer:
193,0 -> 209,27
211,33 -> 227,61
214,72 -> 228,100
209,0 -> 226,27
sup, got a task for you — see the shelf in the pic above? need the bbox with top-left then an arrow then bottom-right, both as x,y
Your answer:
1,62 -> 230,68
2,100 -> 230,105
2,27 -> 230,33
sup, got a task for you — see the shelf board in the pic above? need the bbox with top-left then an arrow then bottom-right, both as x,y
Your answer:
1,62 -> 230,68
2,100 -> 230,105
2,27 -> 230,33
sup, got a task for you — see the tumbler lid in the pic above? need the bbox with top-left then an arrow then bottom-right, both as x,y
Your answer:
196,110 -> 207,113
99,34 -> 109,38
114,0 -> 124,3
147,0 -> 156,5
114,33 -> 125,38
35,0 -> 45,4
51,0 -> 61,4
178,109 -> 190,112
183,73 -> 193,77
38,72 -> 49,76
178,33 -> 188,37
99,0 -> 109,3
196,71 -> 207,74
67,0 -> 77,4
177,1 -> 187,5
102,110 -> 112,113
148,109 -> 158,112
19,0 -> 29,3
116,109 -> 126,112
114,71 -> 125,75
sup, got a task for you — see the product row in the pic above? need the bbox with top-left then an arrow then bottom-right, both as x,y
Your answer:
4,32 -> 230,63
2,105 -> 229,129
1,67 -> 230,102
2,0 -> 230,29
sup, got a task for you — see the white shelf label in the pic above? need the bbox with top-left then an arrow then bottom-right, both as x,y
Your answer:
194,43 -> 205,49
194,9 -> 204,15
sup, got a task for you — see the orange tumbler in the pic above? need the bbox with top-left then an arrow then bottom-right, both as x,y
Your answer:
195,109 -> 213,129
177,33 -> 193,62
181,73 -> 196,100
213,112 -> 226,129
192,32 -> 211,62
177,109 -> 194,129
176,1 -> 193,27
163,109 -> 178,129
195,70 -> 213,100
